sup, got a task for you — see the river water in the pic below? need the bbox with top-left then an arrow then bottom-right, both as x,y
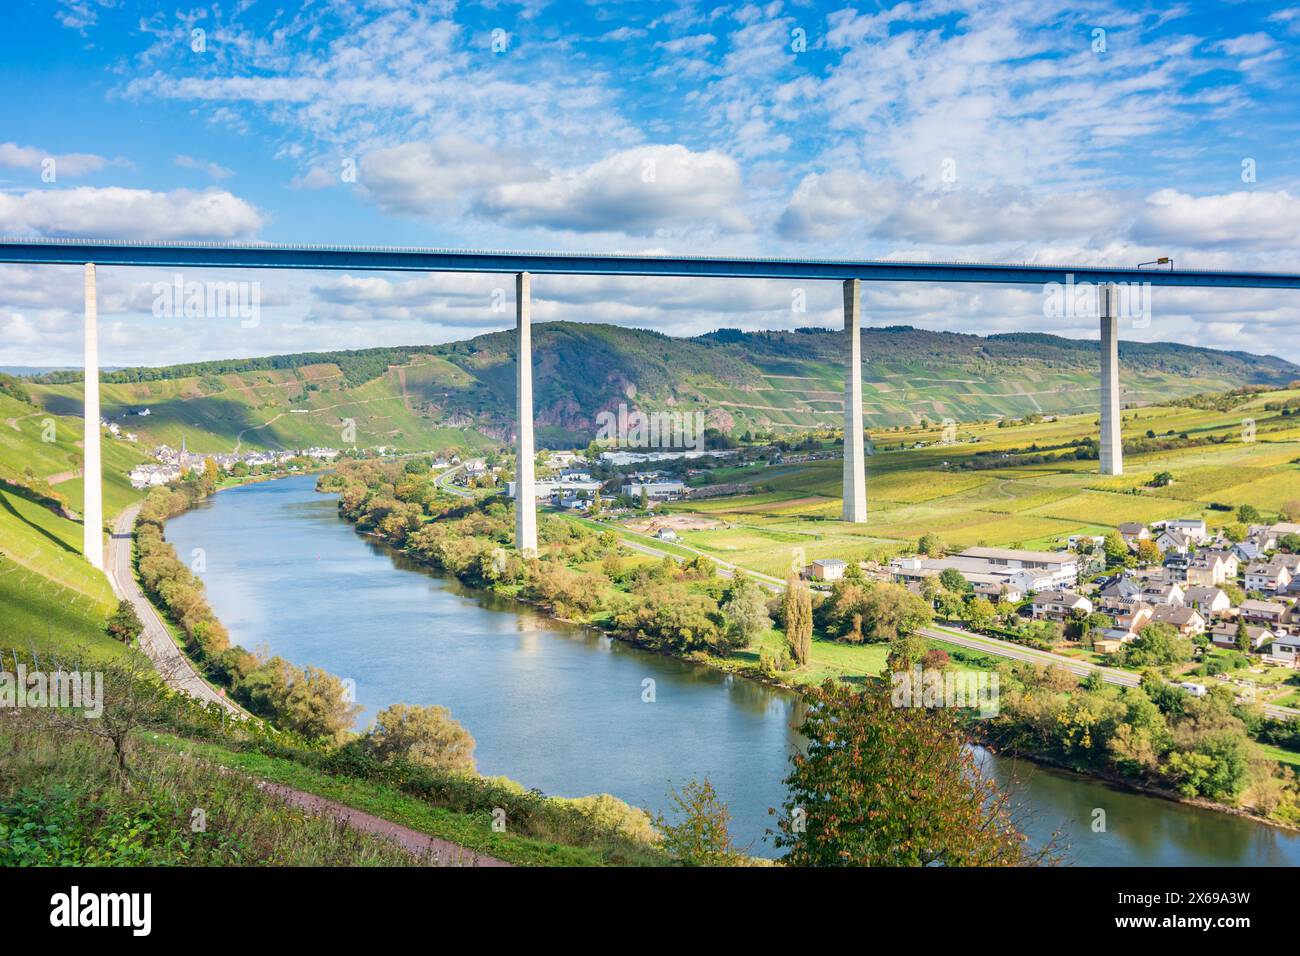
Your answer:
166,474 -> 1300,865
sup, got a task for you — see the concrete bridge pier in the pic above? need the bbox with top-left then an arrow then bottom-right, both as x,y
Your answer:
1099,282 -> 1123,476
83,262 -> 104,569
515,272 -> 538,555
842,278 -> 868,522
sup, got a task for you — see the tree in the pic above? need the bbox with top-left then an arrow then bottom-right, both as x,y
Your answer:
1151,471 -> 1174,488
1103,530 -> 1128,565
961,596 -> 996,633
1223,522 -> 1248,544
886,632 -> 929,670
363,703 -> 477,774
917,533 -> 945,557
858,582 -> 933,642
1236,618 -> 1251,654
240,658 -> 362,744
655,778 -> 740,866
783,573 -> 813,666
720,574 -> 772,649
106,599 -> 144,643
1134,538 -> 1162,567
938,568 -> 969,593
1122,622 -> 1192,668
775,680 -> 1045,866
1236,504 -> 1262,525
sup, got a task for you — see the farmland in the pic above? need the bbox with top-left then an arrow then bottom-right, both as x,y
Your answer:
654,386 -> 1300,573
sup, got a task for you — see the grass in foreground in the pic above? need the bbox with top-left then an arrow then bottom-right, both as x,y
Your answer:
0,712 -> 422,866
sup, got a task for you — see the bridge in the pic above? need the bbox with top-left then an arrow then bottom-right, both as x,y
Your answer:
4,237 -> 1300,564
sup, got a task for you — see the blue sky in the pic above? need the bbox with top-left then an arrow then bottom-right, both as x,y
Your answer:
3,0 -> 1300,366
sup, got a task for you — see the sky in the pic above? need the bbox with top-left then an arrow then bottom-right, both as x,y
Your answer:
2,0 -> 1300,367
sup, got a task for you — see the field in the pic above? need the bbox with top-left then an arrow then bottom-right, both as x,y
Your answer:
652,387 -> 1300,571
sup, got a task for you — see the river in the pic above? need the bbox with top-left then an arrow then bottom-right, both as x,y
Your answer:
165,473 -> 1300,865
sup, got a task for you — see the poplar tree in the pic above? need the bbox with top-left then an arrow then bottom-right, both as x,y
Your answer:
784,573 -> 813,666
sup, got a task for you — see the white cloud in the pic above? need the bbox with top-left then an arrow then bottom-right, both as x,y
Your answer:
359,137 -> 544,218
475,144 -> 752,234
173,154 -> 235,181
1131,189 -> 1300,249
0,187 -> 265,240
778,172 -> 1124,244
0,142 -> 107,178
655,33 -> 717,54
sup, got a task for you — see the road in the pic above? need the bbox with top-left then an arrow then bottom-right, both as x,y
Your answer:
107,504 -> 242,715
434,463 -> 475,498
925,624 -> 1300,721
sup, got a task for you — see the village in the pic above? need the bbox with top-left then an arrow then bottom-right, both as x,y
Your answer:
127,438 -> 342,488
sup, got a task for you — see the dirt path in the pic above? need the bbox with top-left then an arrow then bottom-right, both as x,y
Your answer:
260,783 -> 510,866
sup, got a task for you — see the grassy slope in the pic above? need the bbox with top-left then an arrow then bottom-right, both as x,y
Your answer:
26,325 -> 1300,450
32,360 -> 496,456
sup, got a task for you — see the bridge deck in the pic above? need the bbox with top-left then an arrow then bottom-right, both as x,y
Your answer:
3,238 -> 1300,289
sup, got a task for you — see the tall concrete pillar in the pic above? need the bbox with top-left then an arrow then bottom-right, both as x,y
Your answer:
515,272 -> 538,554
1099,282 -> 1123,476
83,263 -> 104,569
841,278 -> 867,522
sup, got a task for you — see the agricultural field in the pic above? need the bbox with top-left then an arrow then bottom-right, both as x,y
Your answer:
655,387 -> 1300,572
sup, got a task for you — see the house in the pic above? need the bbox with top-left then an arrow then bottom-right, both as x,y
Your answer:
810,558 -> 847,582
1155,529 -> 1191,555
128,463 -> 181,489
1186,549 -> 1238,587
1097,575 -> 1142,605
1245,561 -> 1292,594
654,528 -> 680,542
1093,636 -> 1130,655
889,549 -> 1066,595
1247,526 -> 1279,551
971,579 -> 1023,603
1159,518 -> 1209,543
1232,540 -> 1265,564
1183,586 -> 1231,617
1266,634 -> 1300,665
1030,590 -> 1093,620
1140,582 -> 1185,606
621,480 -> 688,501
954,547 -> 1079,590
1114,603 -> 1155,634
507,479 -> 601,499
1210,623 -> 1273,651
1149,604 -> 1206,637
463,458 -> 488,476
1117,523 -> 1150,548
1238,599 -> 1287,627
1068,534 -> 1107,551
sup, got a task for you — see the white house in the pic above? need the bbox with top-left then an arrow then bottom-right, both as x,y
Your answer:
1155,529 -> 1191,555
1183,586 -> 1231,617
621,480 -> 687,501
1245,561 -> 1292,594
810,558 -> 847,582
1160,518 -> 1209,543
1266,634 -> 1300,665
1030,591 -> 1093,620
1210,624 -> 1273,651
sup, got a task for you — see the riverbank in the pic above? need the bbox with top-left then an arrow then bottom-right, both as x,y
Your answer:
316,466 -> 1300,836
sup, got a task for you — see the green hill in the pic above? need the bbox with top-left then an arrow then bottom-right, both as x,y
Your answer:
23,324 -> 1300,452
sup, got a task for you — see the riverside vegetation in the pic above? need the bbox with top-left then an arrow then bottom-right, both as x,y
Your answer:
323,456 -> 1300,829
